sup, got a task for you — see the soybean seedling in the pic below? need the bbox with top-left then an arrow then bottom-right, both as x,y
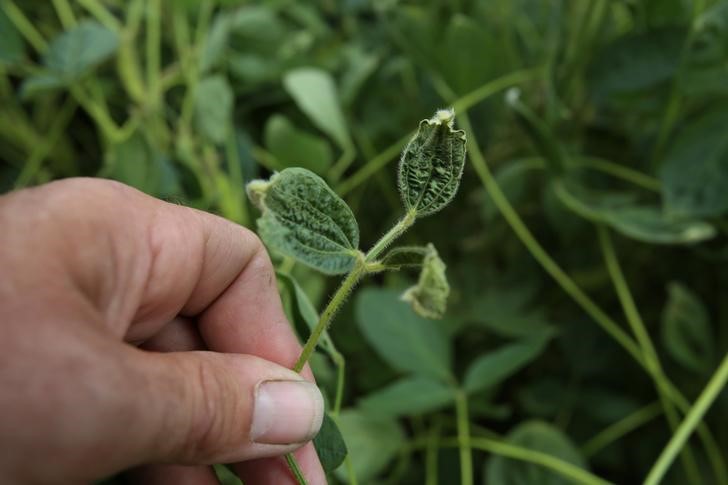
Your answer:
246,108 -> 467,484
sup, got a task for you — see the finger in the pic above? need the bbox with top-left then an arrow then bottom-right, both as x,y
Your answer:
125,465 -> 219,485
121,348 -> 324,465
135,318 -> 213,483
233,443 -> 327,485
139,317 -> 205,351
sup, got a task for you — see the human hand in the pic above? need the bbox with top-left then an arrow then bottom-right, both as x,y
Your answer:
0,178 -> 326,484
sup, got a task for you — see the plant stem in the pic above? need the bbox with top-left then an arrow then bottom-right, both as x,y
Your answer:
51,0 -> 76,28
145,0 -> 162,109
293,262 -> 365,373
577,157 -> 661,193
77,0 -> 122,31
454,391 -> 473,485
425,418 -> 442,485
2,0 -> 48,52
598,225 -> 700,484
582,402 -> 662,457
284,454 -> 308,485
644,352 -> 728,485
458,438 -> 612,485
458,113 -> 643,363
365,211 -> 417,262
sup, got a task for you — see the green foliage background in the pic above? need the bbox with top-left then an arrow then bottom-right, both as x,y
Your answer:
2,0 -> 728,484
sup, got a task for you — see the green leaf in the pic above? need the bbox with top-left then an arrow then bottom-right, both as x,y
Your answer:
333,409 -> 405,483
359,376 -> 454,417
194,75 -> 233,145
486,421 -> 587,485
313,413 -> 348,474
554,180 -> 716,245
589,29 -> 682,98
102,131 -> 179,196
661,282 -> 715,374
660,109 -> 728,218
200,14 -> 231,73
463,334 -> 552,395
0,6 -> 24,66
401,243 -> 450,319
247,168 -> 360,274
355,288 -> 452,381
44,20 -> 118,81
19,74 -> 66,99
264,114 -> 333,173
379,245 -> 432,270
398,108 -> 467,216
283,68 -> 352,149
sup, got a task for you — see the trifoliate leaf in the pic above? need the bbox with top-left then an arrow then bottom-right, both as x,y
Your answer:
247,168 -> 360,274
400,244 -> 449,319
398,108 -> 466,217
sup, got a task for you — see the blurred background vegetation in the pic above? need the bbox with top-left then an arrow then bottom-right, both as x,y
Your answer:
1,0 -> 728,484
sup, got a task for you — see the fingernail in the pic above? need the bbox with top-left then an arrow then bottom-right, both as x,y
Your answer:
251,380 -> 324,445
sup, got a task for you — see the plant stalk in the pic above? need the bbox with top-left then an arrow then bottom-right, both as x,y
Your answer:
455,391 -> 473,485
644,352 -> 728,485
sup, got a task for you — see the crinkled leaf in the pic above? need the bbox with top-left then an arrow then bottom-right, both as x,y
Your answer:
247,168 -> 359,274
264,114 -> 333,173
401,243 -> 449,319
313,413 -> 348,474
359,376 -> 454,417
660,109 -> 728,218
486,421 -> 587,485
333,410 -> 405,483
464,333 -> 553,394
283,68 -> 352,149
398,108 -> 466,216
661,282 -> 715,374
194,75 -> 233,145
44,20 -> 118,80
355,288 -> 452,381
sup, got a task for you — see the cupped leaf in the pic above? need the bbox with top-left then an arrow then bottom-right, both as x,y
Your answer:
486,421 -> 588,485
359,376 -> 454,417
355,288 -> 452,381
313,413 -> 348,474
379,245 -> 432,270
464,333 -> 553,395
283,67 -> 352,149
334,409 -> 405,483
661,282 -> 715,374
398,108 -> 466,216
401,243 -> 450,319
247,168 -> 360,274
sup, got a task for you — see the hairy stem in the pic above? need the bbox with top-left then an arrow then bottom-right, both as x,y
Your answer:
644,352 -> 728,485
285,454 -> 308,485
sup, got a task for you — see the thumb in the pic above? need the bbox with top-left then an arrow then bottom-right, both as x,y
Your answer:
123,348 -> 324,466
